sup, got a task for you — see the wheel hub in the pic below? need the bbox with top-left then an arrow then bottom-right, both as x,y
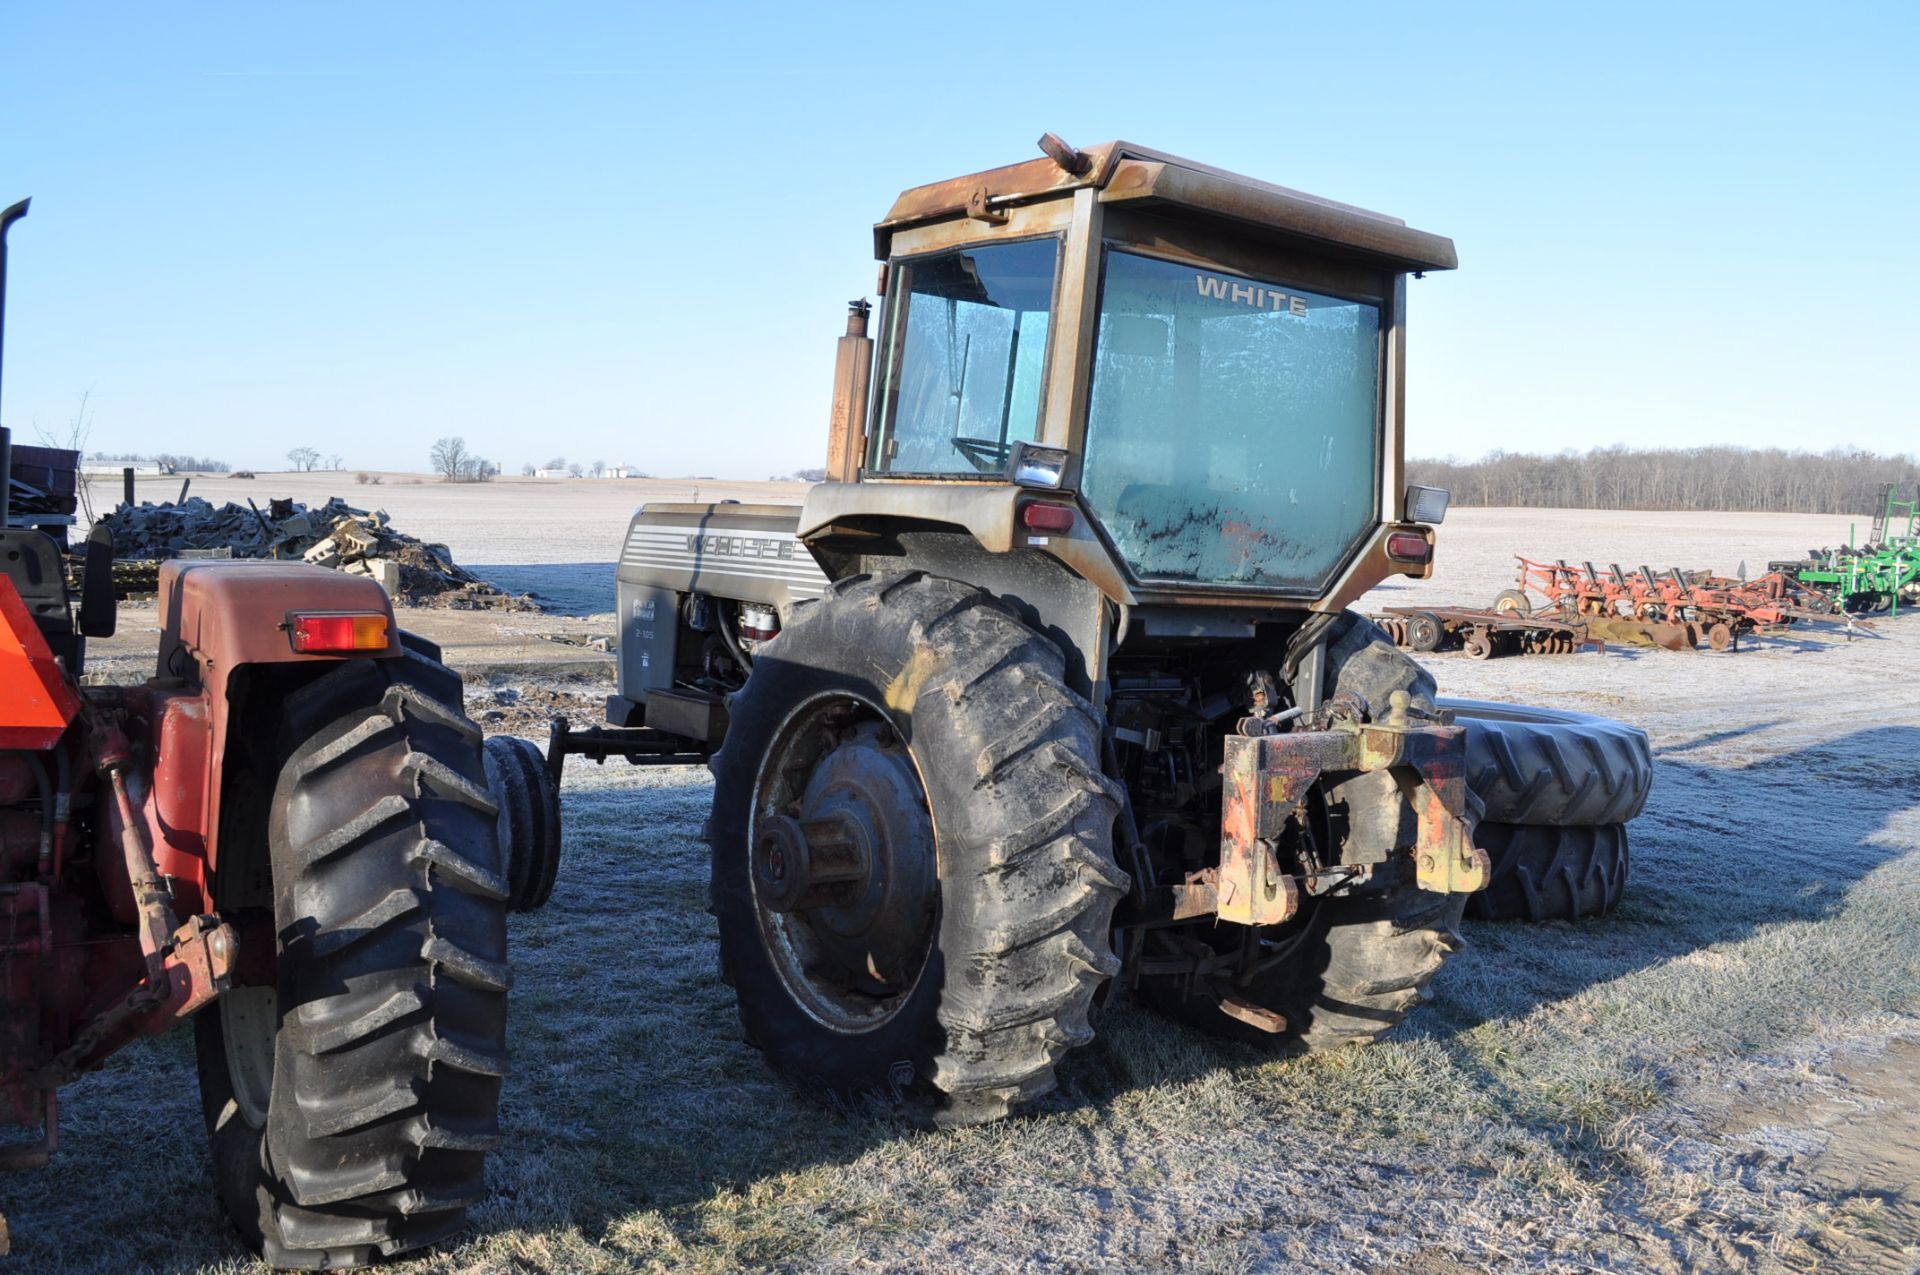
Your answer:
751,705 -> 937,1031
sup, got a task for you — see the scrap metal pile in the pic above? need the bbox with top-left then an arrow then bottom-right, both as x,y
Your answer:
90,495 -> 533,608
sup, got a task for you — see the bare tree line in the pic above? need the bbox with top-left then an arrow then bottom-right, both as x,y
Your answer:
90,450 -> 232,473
1411,446 -> 1920,515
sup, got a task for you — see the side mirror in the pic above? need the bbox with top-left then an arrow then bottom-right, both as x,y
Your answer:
1005,440 -> 1069,489
1404,484 -> 1450,525
78,525 -> 115,638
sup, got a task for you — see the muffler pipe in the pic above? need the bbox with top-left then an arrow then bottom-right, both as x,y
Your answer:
0,197 -> 30,529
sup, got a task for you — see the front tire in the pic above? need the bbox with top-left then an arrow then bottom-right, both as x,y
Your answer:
484,734 -> 563,912
710,572 -> 1125,1125
195,650 -> 510,1268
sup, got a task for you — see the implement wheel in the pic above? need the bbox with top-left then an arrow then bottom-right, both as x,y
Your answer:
1405,611 -> 1445,653
1707,621 -> 1736,652
710,572 -> 1125,1125
1492,588 -> 1531,616
195,649 -> 508,1268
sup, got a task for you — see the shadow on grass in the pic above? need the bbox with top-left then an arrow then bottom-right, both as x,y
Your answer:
1655,720 -> 1788,755
1428,724 -> 1920,1028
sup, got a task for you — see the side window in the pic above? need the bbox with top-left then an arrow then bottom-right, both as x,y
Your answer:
870,239 -> 1058,475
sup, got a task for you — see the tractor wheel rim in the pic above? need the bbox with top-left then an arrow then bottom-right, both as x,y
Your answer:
216,777 -> 277,1129
749,692 -> 937,1035
221,986 -> 277,1126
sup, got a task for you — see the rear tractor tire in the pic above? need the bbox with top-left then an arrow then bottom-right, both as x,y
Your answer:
194,649 -> 509,1268
1465,823 -> 1629,921
709,572 -> 1126,1125
1439,698 -> 1652,827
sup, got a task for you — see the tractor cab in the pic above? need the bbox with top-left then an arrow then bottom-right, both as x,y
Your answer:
823,135 -> 1458,614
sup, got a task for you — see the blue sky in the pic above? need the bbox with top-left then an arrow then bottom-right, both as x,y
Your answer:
2,2 -> 1915,476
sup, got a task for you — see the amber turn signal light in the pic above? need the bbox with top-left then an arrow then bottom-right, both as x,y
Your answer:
288,612 -> 390,653
1385,531 -> 1431,564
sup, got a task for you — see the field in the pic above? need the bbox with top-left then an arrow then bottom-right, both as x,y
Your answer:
9,480 -> 1918,1273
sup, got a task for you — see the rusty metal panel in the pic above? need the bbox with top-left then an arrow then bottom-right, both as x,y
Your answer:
1099,159 -> 1458,273
874,139 -> 1455,271
824,302 -> 873,484
1218,734 -> 1308,926
1219,707 -> 1487,922
152,693 -> 211,855
874,148 -> 1118,258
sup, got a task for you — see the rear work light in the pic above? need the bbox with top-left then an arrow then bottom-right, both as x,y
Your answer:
287,612 -> 390,653
1385,532 -> 1432,565
1019,501 -> 1076,534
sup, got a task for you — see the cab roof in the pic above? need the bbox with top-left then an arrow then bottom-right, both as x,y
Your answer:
874,138 -> 1457,275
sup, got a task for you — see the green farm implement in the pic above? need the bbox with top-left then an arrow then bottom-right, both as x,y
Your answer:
1773,483 -> 1920,615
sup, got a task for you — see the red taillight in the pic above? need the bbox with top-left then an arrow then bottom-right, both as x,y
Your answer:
288,612 -> 390,653
1386,532 -> 1431,564
1020,501 -> 1076,533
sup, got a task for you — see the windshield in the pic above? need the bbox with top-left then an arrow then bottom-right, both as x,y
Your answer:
1081,249 -> 1382,589
870,239 -> 1057,476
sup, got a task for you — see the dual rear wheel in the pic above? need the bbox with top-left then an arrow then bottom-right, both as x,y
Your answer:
194,646 -> 509,1268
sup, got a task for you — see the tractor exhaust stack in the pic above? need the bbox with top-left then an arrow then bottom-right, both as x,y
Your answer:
824,299 -> 872,483
0,198 -> 29,530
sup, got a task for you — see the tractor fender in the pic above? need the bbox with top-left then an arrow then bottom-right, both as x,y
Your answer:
155,560 -> 400,877
611,485 -> 1126,723
800,482 -> 1128,703
798,480 -> 1136,609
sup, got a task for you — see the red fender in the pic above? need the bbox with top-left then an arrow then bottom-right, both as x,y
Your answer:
154,560 -> 400,880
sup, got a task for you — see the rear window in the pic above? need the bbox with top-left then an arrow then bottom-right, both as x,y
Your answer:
1080,248 -> 1383,588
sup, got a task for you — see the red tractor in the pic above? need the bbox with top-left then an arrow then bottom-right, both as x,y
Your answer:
0,198 -> 524,1266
